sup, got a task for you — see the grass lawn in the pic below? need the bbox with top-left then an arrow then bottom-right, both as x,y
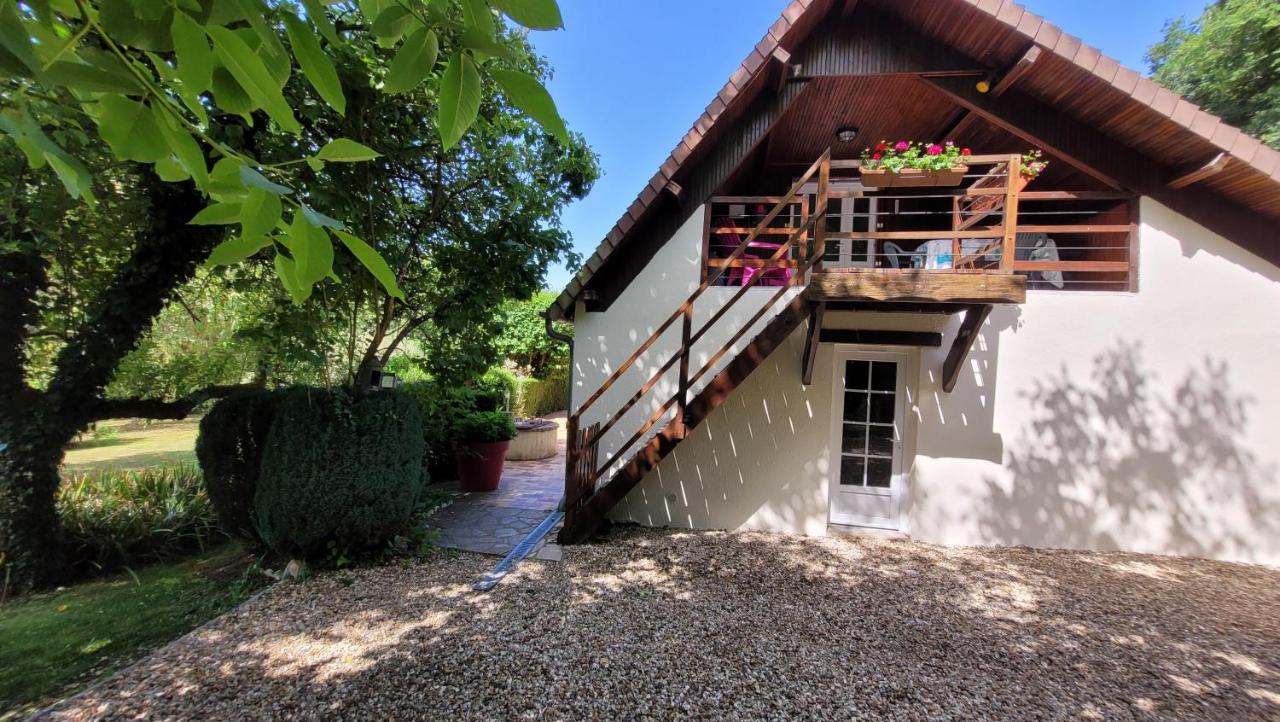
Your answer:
0,543 -> 261,721
61,417 -> 200,476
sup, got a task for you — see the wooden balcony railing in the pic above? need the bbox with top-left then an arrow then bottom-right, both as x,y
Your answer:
704,157 -> 1137,291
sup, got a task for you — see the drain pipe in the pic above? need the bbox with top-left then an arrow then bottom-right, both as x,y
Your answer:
544,309 -> 573,514
544,309 -> 574,412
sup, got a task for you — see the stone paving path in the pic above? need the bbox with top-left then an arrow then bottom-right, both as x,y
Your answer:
425,413 -> 565,558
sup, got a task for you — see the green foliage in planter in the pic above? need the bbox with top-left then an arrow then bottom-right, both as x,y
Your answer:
196,390 -> 285,540
454,411 -> 517,444
58,464 -> 223,574
253,388 -> 425,559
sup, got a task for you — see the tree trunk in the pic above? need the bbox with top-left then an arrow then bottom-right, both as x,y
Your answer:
0,171 -> 226,592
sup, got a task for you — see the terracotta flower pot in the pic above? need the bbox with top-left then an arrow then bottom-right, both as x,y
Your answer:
860,165 -> 968,188
455,440 -> 511,492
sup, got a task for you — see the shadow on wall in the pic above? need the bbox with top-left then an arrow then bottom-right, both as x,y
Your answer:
620,329 -> 831,535
982,341 -> 1280,561
916,304 -> 1023,464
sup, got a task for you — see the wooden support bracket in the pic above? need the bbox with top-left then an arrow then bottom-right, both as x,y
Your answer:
992,45 -> 1041,97
1167,152 -> 1229,190
819,329 -> 943,347
801,302 -> 825,385
941,304 -> 992,393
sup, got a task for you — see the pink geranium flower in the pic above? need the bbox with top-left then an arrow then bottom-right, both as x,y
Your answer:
926,144 -> 943,155
894,141 -> 910,152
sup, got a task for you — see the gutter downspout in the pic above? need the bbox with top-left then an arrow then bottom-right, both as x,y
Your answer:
544,310 -> 574,412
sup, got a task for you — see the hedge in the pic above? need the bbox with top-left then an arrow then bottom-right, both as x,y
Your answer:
512,370 -> 569,418
253,388 -> 425,558
195,389 -> 283,539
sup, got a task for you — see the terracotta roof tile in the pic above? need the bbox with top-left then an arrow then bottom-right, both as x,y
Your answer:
1111,66 -> 1140,95
1015,11 -> 1042,36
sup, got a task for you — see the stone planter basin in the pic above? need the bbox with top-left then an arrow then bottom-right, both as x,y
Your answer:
506,418 -> 558,461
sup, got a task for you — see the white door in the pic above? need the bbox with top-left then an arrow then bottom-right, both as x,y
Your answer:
828,350 -> 907,530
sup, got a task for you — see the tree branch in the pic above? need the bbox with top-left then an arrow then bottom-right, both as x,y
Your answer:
86,383 -> 260,422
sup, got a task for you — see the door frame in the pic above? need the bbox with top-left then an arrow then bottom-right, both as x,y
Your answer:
827,347 -> 911,531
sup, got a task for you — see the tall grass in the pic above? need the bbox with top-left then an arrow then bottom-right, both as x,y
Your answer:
58,463 -> 225,574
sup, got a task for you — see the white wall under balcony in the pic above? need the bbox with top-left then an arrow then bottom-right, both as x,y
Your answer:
578,197 -> 1280,566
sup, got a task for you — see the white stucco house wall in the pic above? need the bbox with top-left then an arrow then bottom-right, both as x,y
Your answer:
548,0 -> 1280,566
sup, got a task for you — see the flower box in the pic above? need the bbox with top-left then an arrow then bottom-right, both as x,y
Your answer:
860,165 -> 968,188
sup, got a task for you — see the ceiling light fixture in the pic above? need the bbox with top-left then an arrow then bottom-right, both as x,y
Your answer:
835,126 -> 859,143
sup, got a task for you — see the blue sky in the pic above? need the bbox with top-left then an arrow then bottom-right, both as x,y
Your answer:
528,0 -> 1210,293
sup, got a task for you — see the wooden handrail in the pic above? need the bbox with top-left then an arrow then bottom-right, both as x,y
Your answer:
587,210 -> 823,475
573,150 -> 831,423
573,150 -> 831,486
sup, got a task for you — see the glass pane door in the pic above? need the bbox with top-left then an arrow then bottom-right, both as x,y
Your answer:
839,359 -> 898,488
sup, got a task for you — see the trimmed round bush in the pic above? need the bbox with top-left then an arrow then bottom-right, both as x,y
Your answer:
196,389 -> 283,540
253,387 -> 425,558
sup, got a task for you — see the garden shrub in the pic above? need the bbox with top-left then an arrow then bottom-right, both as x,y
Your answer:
454,411 -> 517,444
512,368 -> 570,418
400,380 -> 478,480
58,463 -> 222,574
195,390 -> 283,539
253,387 -> 425,559
476,366 -> 517,411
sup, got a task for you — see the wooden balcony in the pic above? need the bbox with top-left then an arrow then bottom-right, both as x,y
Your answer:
809,269 -> 1026,304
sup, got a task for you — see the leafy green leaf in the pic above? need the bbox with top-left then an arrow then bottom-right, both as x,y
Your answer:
239,187 -> 282,239
491,68 -> 569,144
155,155 -> 191,182
96,95 -> 167,163
208,234 -> 272,266
210,66 -> 255,118
208,157 -> 248,199
99,0 -> 174,51
334,229 -> 404,300
0,2 -> 40,75
43,60 -> 144,94
150,103 -> 209,190
301,204 -> 345,230
288,213 -> 334,291
384,27 -> 439,94
300,0 -> 340,45
370,5 -> 413,42
273,250 -> 307,303
489,0 -> 564,29
437,53 -> 482,150
43,151 -> 96,209
239,165 -> 291,195
282,11 -> 346,115
189,201 -> 242,225
460,0 -> 494,37
171,11 -> 213,95
458,26 -> 515,61
206,25 -> 301,133
315,138 -> 380,162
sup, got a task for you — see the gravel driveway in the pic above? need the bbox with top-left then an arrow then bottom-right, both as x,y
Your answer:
43,528 -> 1280,720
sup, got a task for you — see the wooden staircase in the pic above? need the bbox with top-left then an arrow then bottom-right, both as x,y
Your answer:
558,151 -> 833,544
559,294 -> 812,543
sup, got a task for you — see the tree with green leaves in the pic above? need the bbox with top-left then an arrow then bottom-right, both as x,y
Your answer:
1148,0 -> 1280,149
1,0 -> 576,592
